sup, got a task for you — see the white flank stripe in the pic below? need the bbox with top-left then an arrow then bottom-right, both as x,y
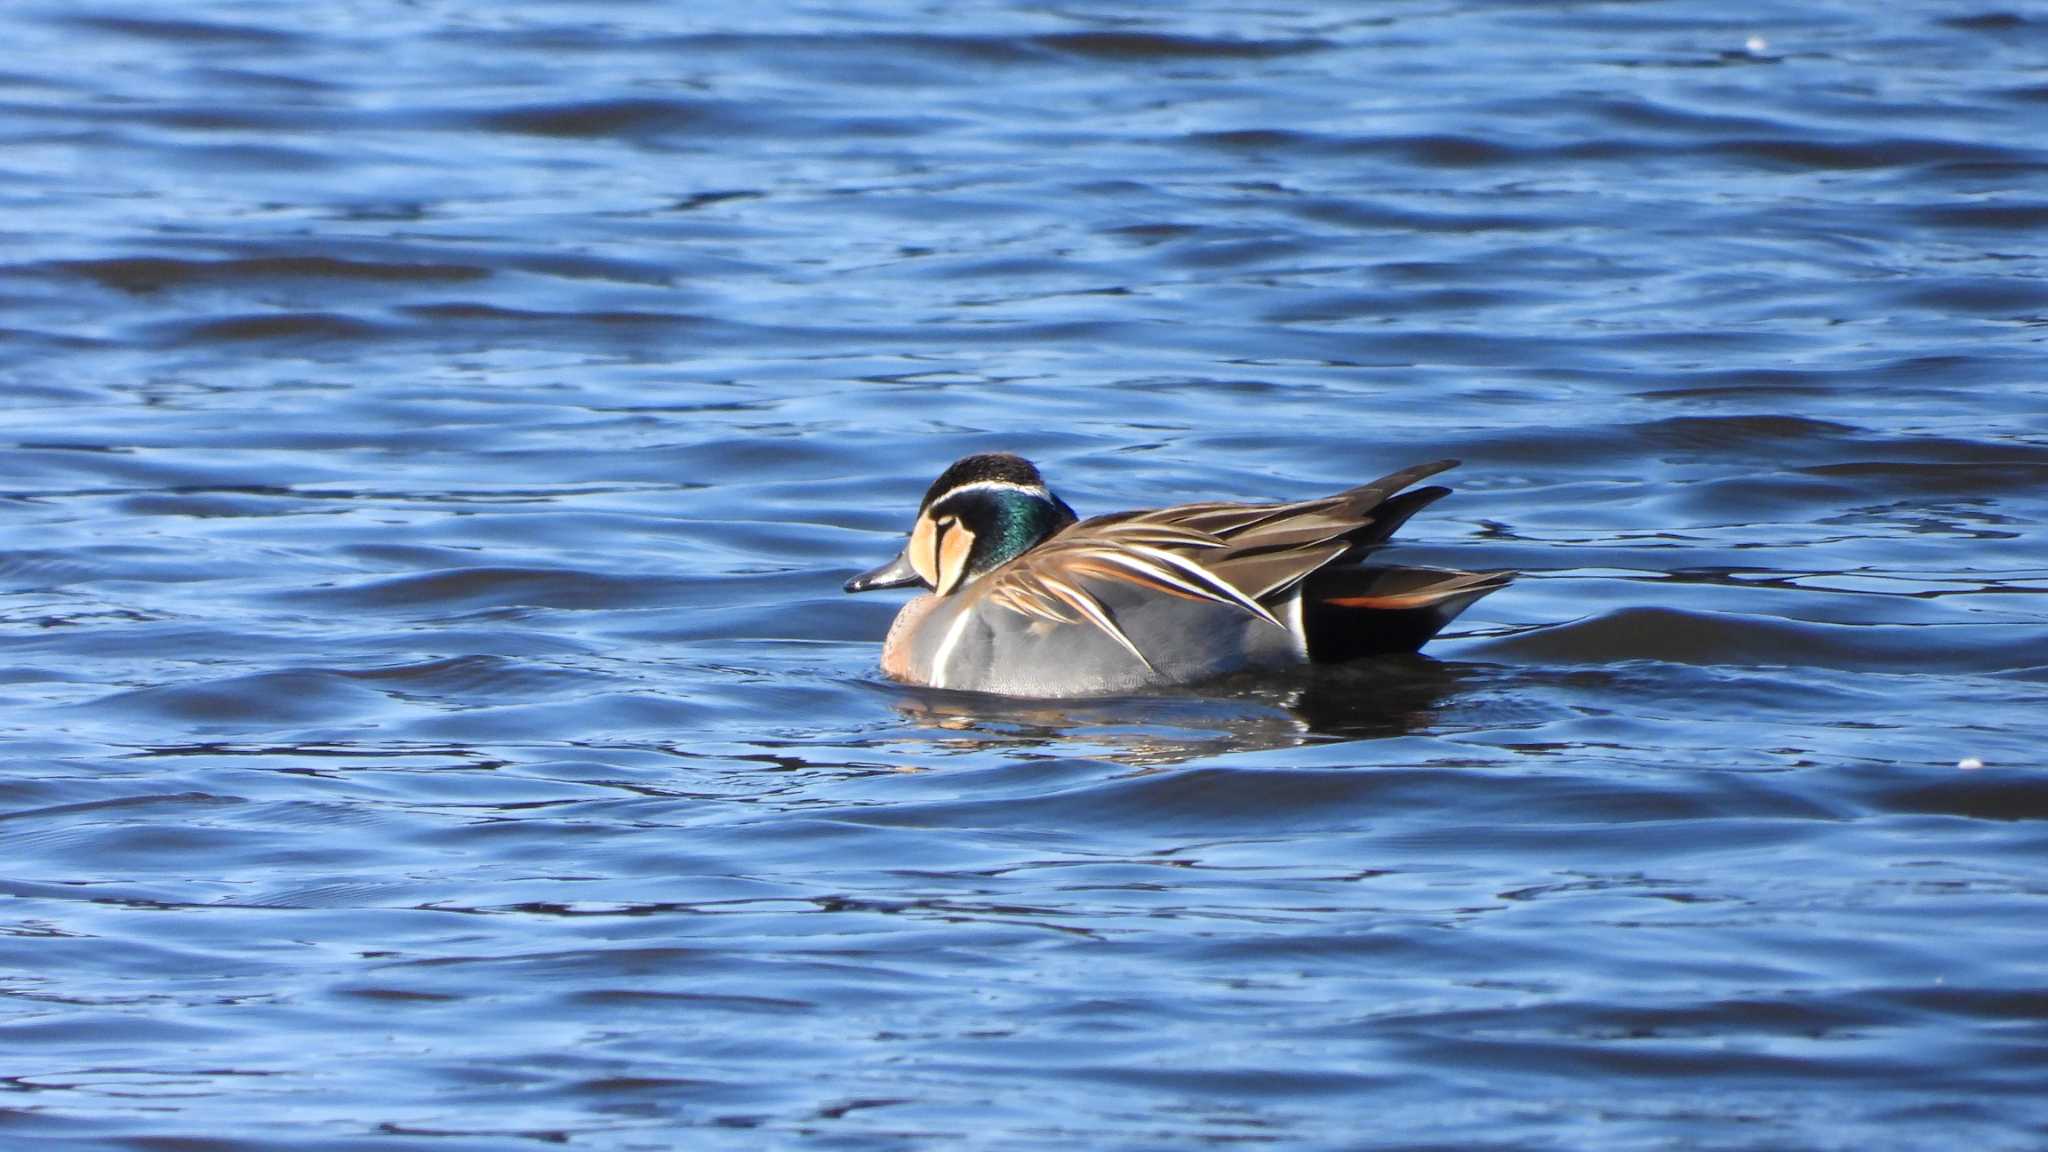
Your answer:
928,608 -> 976,690
1281,587 -> 1308,658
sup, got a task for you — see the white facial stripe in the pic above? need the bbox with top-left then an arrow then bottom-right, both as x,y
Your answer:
931,480 -> 1051,504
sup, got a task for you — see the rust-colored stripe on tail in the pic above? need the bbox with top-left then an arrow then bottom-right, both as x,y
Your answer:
1322,590 -> 1454,610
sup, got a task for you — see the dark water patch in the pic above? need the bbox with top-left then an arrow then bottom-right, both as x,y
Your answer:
1182,127 -> 1320,155
1035,31 -> 1328,61
66,13 -> 297,46
86,670 -> 396,728
1373,990 -> 1900,1044
188,65 -> 343,95
1179,124 -> 2038,178
6,442 -> 130,456
1,621 -> 347,663
1800,455 -> 2048,495
1875,772 -> 2048,821
94,103 -> 355,134
520,250 -> 713,286
1389,133 -> 1531,168
1,451 -> 317,497
1998,82 -> 2048,103
398,692 -> 721,743
1886,984 -> 2048,1022
340,654 -> 616,702
0,790 -> 239,827
1282,196 -> 1552,234
51,255 -> 491,294
154,142 -> 341,174
1939,12 -> 2033,32
337,984 -> 464,1003
1629,415 -> 1861,458
1699,136 -> 2030,171
281,566 -> 687,614
1908,200 -> 2048,232
1866,352 -> 2023,387
158,311 -> 388,345
398,302 -> 711,335
1883,275 -> 2048,318
665,31 -> 1052,71
1099,222 -> 1204,246
1385,1031 -> 1917,1086
1475,607 -> 2046,675
473,97 -> 743,141
1183,128 -> 1538,169
663,189 -> 764,213
113,490 -> 314,518
843,762 -> 1844,837
1583,95 -> 1789,138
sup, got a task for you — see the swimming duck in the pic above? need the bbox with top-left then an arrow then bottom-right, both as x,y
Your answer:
845,454 -> 1508,697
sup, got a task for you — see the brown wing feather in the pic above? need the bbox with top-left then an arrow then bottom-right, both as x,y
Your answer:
980,460 -> 1462,644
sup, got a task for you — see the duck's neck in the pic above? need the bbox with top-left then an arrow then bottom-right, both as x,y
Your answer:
980,489 -> 1076,568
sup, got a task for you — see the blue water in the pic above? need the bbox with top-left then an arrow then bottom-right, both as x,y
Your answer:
3,2 -> 2046,1148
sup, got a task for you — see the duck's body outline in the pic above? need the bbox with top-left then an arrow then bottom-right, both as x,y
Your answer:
846,454 -> 1508,697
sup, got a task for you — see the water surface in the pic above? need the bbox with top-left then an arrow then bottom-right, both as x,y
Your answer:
3,2 -> 2046,1149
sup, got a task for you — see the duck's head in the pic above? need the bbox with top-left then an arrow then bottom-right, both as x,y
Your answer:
844,453 -> 1077,596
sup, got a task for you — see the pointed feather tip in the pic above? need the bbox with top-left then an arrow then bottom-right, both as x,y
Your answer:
1404,458 -> 1461,484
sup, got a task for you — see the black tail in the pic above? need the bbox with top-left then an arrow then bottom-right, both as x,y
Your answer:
1302,565 -> 1511,663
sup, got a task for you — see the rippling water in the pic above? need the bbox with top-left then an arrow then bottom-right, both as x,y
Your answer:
4,2 -> 2047,1148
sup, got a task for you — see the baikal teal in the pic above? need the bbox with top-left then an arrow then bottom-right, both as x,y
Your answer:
846,453 -> 1508,696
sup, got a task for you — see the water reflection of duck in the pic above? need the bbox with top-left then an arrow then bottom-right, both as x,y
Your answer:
846,454 -> 1508,698
881,656 -> 1477,767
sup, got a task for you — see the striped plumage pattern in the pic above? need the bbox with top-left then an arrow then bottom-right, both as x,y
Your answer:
845,453 -> 1509,695
982,460 -> 1460,662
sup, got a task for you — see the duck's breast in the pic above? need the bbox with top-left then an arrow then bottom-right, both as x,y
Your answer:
879,593 -> 944,685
